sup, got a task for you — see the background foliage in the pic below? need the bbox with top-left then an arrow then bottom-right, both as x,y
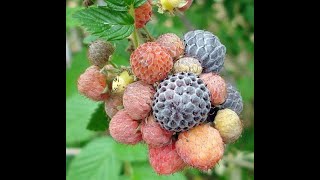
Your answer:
66,0 -> 254,179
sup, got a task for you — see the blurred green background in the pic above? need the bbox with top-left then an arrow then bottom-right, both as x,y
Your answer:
66,0 -> 254,179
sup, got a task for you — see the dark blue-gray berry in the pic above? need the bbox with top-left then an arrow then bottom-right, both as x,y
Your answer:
152,72 -> 211,132
183,30 -> 226,73
220,83 -> 243,115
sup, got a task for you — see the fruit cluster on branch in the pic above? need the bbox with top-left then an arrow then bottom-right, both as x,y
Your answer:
75,0 -> 244,175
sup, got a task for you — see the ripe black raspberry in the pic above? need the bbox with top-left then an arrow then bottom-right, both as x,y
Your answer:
183,30 -> 226,73
152,72 -> 211,132
220,83 -> 243,115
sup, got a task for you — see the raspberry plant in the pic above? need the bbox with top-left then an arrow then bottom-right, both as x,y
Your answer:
67,0 -> 254,179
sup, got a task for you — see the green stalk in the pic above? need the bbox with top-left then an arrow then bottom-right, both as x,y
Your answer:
129,4 -> 139,49
142,27 -> 155,41
224,157 -> 254,170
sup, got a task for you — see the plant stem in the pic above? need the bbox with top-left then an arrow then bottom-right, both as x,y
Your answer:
132,28 -> 140,48
176,11 -> 194,31
224,157 -> 254,170
142,27 -> 155,41
129,5 -> 139,49
109,61 -> 118,68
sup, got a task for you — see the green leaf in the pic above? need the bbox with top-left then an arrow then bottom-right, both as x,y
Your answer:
104,0 -> 129,11
66,48 -> 90,98
184,168 -> 201,176
124,0 -> 134,5
73,6 -> 134,41
244,4 -> 254,29
66,155 -> 75,174
67,137 -> 122,180
87,103 -> 110,131
119,175 -> 131,180
131,162 -> 187,180
83,35 -> 99,44
113,143 -> 148,162
66,93 -> 99,146
104,0 -> 144,9
134,0 -> 147,8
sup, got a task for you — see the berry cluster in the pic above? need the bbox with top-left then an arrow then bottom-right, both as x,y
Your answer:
77,27 -> 244,174
74,0 -> 247,176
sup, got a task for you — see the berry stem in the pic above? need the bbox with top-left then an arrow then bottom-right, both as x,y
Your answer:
100,67 -> 108,75
142,27 -> 155,41
109,61 -> 118,68
176,10 -> 194,31
132,28 -> 140,49
129,5 -> 140,49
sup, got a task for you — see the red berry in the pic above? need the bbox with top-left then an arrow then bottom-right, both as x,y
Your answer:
199,73 -> 227,105
141,115 -> 173,147
109,109 -> 142,145
156,33 -> 184,60
149,141 -> 186,175
130,42 -> 173,84
135,1 -> 152,28
77,65 -> 109,101
123,81 -> 155,120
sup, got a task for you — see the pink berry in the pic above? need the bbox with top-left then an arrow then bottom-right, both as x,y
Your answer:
109,109 -> 142,145
141,115 -> 173,147
77,65 -> 109,101
149,141 -> 186,175
123,81 -> 155,120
